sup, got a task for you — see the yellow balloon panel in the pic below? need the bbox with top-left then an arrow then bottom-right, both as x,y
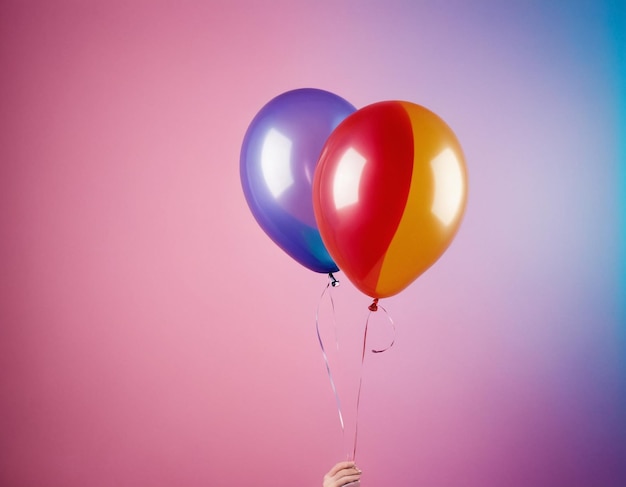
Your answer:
376,102 -> 468,298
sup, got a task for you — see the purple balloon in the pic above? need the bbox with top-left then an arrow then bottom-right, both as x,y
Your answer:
240,88 -> 356,273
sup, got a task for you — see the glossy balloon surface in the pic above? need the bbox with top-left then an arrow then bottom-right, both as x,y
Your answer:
240,88 -> 356,273
313,101 -> 468,297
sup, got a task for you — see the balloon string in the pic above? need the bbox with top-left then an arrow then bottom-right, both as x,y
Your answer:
315,273 -> 344,434
371,303 -> 396,353
351,301 -> 396,461
316,283 -> 396,462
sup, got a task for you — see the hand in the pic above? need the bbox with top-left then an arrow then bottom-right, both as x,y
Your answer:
323,461 -> 362,487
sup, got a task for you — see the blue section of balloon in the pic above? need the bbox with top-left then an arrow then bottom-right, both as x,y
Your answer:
240,88 -> 356,273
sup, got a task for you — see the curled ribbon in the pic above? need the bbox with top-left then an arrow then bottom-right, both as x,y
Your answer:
316,275 -> 396,462
351,301 -> 395,460
316,273 -> 344,431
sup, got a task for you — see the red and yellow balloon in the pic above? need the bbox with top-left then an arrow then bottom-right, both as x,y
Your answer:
313,101 -> 468,299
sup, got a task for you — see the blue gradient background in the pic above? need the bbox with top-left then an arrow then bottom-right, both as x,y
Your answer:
611,0 -> 626,348
0,1 -> 625,486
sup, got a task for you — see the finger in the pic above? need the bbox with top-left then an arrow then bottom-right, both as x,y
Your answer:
335,466 -> 362,479
324,473 -> 362,487
336,473 -> 362,487
327,461 -> 356,477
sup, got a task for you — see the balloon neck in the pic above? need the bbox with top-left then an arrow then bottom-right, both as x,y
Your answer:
368,298 -> 379,312
329,273 -> 340,287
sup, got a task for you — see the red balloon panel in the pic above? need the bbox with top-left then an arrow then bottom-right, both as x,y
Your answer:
313,102 -> 414,291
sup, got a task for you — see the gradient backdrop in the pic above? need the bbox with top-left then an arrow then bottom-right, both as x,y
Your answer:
1,1 -> 625,486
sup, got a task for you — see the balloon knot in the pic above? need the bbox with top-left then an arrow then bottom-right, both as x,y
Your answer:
329,273 -> 340,287
368,298 -> 379,312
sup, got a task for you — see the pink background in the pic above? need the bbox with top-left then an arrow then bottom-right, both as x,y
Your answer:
1,1 -> 625,486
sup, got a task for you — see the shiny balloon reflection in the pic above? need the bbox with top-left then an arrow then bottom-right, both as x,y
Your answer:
430,148 -> 466,226
333,147 -> 367,210
240,88 -> 356,273
313,101 -> 468,298
261,128 -> 293,199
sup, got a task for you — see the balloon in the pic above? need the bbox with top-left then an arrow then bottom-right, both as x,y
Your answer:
313,100 -> 468,298
240,88 -> 356,273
